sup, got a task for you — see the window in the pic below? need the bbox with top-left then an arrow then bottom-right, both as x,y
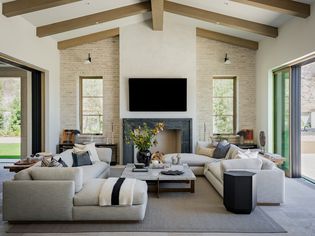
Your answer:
212,77 -> 236,134
80,77 -> 103,134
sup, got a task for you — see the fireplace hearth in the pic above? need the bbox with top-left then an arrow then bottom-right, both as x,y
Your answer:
122,118 -> 192,164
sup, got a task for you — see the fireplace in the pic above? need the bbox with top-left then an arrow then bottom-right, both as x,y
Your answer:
122,118 -> 192,164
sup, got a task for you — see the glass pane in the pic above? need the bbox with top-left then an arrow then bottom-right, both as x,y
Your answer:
82,115 -> 103,134
301,61 -> 315,182
82,79 -> 103,97
82,98 -> 103,115
213,98 -> 233,116
274,69 -> 290,174
0,77 -> 21,159
213,79 -> 234,97
213,116 -> 233,134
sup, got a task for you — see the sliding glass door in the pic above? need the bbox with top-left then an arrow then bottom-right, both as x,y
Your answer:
273,68 -> 291,176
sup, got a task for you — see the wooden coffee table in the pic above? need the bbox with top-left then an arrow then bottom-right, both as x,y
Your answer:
4,159 -> 39,173
121,164 -> 196,197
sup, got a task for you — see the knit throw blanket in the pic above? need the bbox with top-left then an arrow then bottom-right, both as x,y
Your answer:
99,177 -> 136,206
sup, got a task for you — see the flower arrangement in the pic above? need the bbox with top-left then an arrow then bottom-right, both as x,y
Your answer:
126,122 -> 165,151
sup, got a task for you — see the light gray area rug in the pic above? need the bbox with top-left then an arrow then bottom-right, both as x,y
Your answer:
8,178 -> 286,233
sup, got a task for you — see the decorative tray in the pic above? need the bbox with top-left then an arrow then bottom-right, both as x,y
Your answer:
160,170 -> 184,175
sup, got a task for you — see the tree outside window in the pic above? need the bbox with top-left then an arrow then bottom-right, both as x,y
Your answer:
80,77 -> 103,134
213,77 -> 236,134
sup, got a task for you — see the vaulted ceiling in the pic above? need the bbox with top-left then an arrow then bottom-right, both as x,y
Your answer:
1,0 -> 314,50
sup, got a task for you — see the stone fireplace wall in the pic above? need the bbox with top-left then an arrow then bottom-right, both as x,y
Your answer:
122,118 -> 192,164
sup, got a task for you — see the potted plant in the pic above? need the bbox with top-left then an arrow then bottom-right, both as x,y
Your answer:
126,122 -> 164,166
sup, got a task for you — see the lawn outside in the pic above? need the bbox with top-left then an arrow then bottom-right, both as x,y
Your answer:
0,137 -> 20,159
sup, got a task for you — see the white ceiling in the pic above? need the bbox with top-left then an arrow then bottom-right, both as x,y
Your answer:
0,0 -> 314,42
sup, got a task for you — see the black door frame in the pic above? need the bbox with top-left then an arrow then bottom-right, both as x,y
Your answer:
0,57 -> 45,154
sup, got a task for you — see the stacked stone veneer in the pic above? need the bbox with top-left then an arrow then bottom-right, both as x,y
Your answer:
60,37 -> 120,149
196,37 -> 256,141
301,62 -> 315,113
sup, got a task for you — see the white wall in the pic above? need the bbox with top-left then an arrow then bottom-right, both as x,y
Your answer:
120,15 -> 196,120
256,3 -> 315,150
0,5 -> 60,154
119,14 -> 197,160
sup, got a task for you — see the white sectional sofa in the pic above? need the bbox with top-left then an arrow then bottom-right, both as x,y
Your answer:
3,147 -> 148,222
164,143 -> 285,204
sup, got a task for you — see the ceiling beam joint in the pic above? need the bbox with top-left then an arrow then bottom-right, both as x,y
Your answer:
164,1 -> 278,38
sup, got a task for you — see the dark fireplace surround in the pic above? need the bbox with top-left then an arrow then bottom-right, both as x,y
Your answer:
123,118 -> 192,164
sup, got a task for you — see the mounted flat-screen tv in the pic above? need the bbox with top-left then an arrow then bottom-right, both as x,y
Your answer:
129,78 -> 187,111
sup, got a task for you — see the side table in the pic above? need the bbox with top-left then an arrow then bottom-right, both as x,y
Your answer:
224,171 -> 257,214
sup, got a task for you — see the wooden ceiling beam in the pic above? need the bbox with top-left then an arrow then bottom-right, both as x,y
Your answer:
196,28 -> 258,50
2,0 -> 81,17
231,0 -> 310,18
151,0 -> 164,31
164,1 -> 278,38
57,28 -> 119,50
37,2 -> 151,37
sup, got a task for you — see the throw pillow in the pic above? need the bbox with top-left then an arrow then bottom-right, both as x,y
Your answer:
74,143 -> 100,162
197,146 -> 216,157
41,157 -> 51,167
259,157 -> 276,170
212,141 -> 231,159
72,151 -> 93,167
58,157 -> 68,167
48,158 -> 63,167
235,150 -> 258,159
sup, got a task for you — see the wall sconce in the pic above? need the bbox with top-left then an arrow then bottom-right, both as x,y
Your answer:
84,53 -> 92,64
224,53 -> 231,65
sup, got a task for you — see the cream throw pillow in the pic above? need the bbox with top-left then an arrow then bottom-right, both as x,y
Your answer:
235,149 -> 258,159
197,146 -> 216,157
74,143 -> 100,162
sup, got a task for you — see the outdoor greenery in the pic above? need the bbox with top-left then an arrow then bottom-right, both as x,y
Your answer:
126,122 -> 164,151
213,79 -> 234,134
0,78 -> 21,136
81,78 -> 103,134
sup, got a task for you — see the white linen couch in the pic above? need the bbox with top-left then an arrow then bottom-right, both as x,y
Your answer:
3,147 -> 148,222
164,143 -> 285,204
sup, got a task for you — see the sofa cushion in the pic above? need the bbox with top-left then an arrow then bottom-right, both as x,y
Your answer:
220,158 -> 263,178
74,179 -> 148,206
30,167 -> 83,192
206,161 -> 223,183
81,161 -> 109,183
213,141 -> 231,159
163,153 -> 214,166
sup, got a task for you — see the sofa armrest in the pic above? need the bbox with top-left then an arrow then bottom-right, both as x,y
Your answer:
3,180 -> 75,221
96,147 -> 112,164
255,168 -> 285,204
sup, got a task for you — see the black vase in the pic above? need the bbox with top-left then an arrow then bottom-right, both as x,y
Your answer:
137,150 -> 151,166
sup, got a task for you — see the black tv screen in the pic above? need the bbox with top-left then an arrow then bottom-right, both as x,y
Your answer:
129,78 -> 187,111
